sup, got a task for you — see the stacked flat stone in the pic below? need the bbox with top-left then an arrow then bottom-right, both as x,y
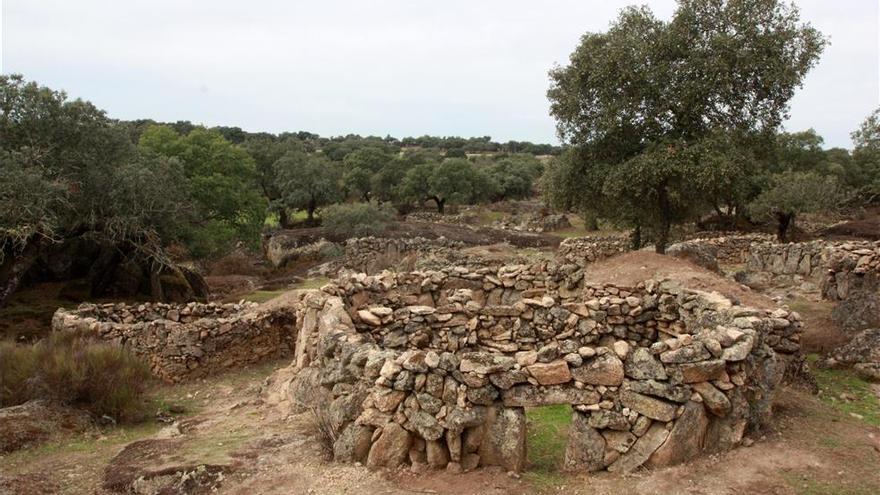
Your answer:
557,235 -> 631,264
678,233 -> 774,265
52,300 -> 296,382
283,263 -> 800,475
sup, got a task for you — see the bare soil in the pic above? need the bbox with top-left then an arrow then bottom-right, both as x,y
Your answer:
2,355 -> 878,495
584,251 -> 775,310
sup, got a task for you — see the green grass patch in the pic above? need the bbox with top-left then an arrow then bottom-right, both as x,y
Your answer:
476,209 -> 506,226
782,472 -> 880,495
293,277 -> 331,290
239,290 -> 287,303
809,354 -> 880,427
523,405 -> 571,488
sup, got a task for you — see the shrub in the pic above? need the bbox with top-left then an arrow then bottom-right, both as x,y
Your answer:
0,332 -> 152,422
321,202 -> 394,238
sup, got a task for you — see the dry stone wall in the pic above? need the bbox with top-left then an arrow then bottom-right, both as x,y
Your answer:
276,263 -> 800,474
557,235 -> 631,264
747,240 -> 880,332
52,301 -> 297,382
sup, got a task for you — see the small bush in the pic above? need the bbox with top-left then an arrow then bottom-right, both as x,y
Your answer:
0,332 -> 152,422
322,202 -> 394,238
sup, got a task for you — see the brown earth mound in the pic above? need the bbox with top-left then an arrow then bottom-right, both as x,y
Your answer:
818,218 -> 880,241
583,250 -> 774,310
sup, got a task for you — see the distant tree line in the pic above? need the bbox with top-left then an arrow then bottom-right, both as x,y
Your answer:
0,73 -> 548,307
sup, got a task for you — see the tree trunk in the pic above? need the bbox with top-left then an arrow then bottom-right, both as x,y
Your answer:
307,198 -> 316,225
278,208 -> 290,229
0,242 -> 41,308
429,196 -> 445,214
776,212 -> 794,242
655,186 -> 671,254
630,225 -> 642,250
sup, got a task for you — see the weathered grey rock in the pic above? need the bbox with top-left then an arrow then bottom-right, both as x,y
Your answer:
625,380 -> 691,403
675,360 -> 726,383
489,370 -> 529,390
625,347 -> 667,380
619,390 -> 677,422
333,424 -> 373,463
587,410 -> 630,430
660,343 -> 711,364
607,422 -> 670,473
563,412 -> 605,472
646,401 -> 709,467
691,381 -> 731,417
407,410 -> 444,441
367,423 -> 412,468
502,385 -> 600,407
571,353 -> 624,386
602,430 -> 637,453
667,242 -> 720,273
445,406 -> 488,432
477,406 -> 526,472
527,360 -> 572,385
426,439 -> 450,468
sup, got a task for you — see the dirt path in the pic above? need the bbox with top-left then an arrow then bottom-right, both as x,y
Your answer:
2,359 -> 877,495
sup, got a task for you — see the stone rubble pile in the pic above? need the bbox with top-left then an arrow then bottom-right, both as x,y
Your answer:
52,301 -> 296,382
277,261 -> 801,474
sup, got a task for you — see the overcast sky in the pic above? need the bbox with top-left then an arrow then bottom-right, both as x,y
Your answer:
2,1 -> 878,148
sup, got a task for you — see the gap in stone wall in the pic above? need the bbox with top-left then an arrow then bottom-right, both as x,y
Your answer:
525,404 -> 573,475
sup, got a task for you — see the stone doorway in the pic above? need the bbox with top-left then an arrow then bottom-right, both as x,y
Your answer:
525,405 -> 573,476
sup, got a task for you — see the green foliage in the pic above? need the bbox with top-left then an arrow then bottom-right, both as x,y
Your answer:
809,355 -> 880,427
748,170 -> 846,240
0,332 -> 152,422
401,159 -> 494,213
483,154 -> 543,200
342,167 -> 374,202
275,152 -> 343,221
0,75 -> 192,269
851,107 -> 880,196
322,202 -> 395,237
139,125 -> 267,256
546,0 -> 826,251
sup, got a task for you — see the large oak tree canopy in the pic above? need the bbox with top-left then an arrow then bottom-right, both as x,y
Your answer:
546,0 -> 826,252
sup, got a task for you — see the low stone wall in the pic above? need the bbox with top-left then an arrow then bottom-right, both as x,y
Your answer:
681,233 -> 774,265
746,240 -> 880,332
52,301 -> 297,382
273,263 -> 800,474
821,242 -> 880,331
557,234 -> 631,264
746,241 -> 828,280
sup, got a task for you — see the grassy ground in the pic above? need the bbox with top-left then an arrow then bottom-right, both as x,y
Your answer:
523,405 -> 571,488
809,355 -> 880,427
235,277 -> 331,304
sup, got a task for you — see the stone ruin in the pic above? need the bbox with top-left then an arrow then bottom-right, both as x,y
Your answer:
52,301 -> 296,382
268,262 -> 802,473
747,240 -> 880,332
